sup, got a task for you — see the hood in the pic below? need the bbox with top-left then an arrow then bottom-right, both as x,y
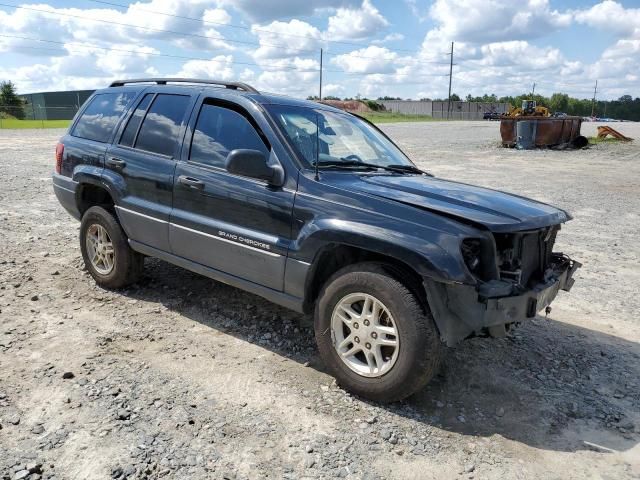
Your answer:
329,173 -> 571,232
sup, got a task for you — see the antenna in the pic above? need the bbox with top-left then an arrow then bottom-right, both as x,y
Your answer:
314,113 -> 320,181
319,48 -> 323,101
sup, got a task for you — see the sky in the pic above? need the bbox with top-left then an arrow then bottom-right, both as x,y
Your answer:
0,0 -> 638,100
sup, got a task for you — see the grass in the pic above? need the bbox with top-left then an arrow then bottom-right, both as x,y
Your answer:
357,112 -> 438,123
0,119 -> 71,129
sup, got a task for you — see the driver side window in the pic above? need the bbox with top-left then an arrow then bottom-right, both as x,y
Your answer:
189,103 -> 269,169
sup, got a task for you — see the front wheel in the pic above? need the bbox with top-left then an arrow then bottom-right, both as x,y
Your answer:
315,263 -> 443,402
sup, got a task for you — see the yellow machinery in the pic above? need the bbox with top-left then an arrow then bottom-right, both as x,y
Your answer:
507,100 -> 550,117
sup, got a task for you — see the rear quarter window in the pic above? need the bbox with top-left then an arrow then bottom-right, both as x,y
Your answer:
72,91 -> 136,143
119,93 -> 153,147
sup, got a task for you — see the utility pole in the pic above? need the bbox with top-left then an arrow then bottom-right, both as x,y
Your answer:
590,79 -> 598,118
319,48 -> 323,101
446,41 -> 454,120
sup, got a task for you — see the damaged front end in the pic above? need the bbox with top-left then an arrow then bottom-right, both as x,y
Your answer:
425,225 -> 581,346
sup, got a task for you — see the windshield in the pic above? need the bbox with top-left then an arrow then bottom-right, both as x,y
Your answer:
265,104 -> 414,168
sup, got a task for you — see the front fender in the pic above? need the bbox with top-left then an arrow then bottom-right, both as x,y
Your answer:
291,217 -> 475,285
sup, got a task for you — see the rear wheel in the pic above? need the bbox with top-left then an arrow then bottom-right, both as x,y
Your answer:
79,206 -> 143,289
315,262 -> 443,402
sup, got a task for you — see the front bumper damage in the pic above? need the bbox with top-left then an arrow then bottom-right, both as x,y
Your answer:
424,253 -> 581,346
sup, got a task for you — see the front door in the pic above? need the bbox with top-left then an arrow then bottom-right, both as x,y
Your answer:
170,99 -> 295,291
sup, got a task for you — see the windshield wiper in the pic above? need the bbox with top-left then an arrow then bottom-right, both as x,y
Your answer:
314,159 -> 378,170
385,164 -> 433,176
313,159 -> 430,175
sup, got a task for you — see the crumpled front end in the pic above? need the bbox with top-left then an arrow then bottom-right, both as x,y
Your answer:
424,225 -> 581,346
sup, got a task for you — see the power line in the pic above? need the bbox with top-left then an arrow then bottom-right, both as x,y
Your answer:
1,34 -> 450,80
321,50 -> 450,65
0,2 -> 317,55
0,2 -> 453,68
0,33 -> 318,72
85,0 -> 424,55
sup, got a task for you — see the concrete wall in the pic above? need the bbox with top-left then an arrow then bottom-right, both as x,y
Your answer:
378,100 -> 433,115
432,101 -> 511,120
379,100 -> 511,120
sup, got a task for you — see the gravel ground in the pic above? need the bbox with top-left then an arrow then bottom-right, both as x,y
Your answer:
1,121 -> 639,480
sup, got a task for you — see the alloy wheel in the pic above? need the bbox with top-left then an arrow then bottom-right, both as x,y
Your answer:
85,224 -> 115,275
330,292 -> 400,377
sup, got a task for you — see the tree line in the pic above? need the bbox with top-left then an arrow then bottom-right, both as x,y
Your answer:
315,92 -> 640,121
460,93 -> 639,121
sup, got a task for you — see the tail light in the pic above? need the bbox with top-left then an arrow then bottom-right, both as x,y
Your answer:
55,142 -> 64,174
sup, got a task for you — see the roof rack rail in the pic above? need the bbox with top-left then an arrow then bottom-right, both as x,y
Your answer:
109,78 -> 259,93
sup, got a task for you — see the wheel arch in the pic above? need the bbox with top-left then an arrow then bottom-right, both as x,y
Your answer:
76,181 -> 115,216
301,242 -> 431,316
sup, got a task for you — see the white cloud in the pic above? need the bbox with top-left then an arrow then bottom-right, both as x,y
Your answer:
323,83 -> 345,95
372,33 -> 405,45
202,8 -> 232,25
251,19 -> 322,60
0,1 -> 236,53
217,0 -> 360,22
573,1 -> 640,37
603,38 -> 640,59
428,0 -> 572,43
479,41 -> 564,70
255,57 -> 320,96
404,0 -> 429,23
175,55 -> 235,80
0,44 -> 158,92
331,46 -> 398,73
326,0 -> 389,41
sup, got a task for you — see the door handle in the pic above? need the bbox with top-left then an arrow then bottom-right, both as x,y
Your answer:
178,175 -> 205,190
106,157 -> 126,168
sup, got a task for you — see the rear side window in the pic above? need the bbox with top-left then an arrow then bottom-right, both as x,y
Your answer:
119,93 -> 153,147
135,94 -> 190,157
72,91 -> 136,143
190,103 -> 269,169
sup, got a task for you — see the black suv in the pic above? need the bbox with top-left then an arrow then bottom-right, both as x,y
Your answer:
53,78 -> 580,402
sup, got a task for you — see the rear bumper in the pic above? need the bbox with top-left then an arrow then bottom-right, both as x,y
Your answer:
425,254 -> 581,346
52,173 -> 81,220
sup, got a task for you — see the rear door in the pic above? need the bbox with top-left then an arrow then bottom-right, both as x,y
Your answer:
106,88 -> 197,252
169,97 -> 295,290
63,89 -> 138,178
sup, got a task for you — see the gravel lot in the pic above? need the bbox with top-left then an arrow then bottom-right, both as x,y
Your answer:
1,121 -> 639,480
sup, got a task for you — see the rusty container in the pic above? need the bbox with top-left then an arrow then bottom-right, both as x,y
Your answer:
500,116 -> 583,148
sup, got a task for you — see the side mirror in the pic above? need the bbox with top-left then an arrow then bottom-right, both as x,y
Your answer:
225,149 -> 284,187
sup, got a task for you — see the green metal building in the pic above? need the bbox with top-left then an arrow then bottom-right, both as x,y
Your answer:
19,89 -> 94,120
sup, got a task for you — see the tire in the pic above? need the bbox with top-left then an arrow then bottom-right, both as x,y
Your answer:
314,262 -> 443,403
79,206 -> 144,289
